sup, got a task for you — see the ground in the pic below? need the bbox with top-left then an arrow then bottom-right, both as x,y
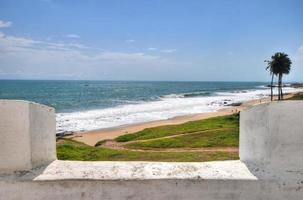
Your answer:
57,114 -> 239,162
57,138 -> 238,162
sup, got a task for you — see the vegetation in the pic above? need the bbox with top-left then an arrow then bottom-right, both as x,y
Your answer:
265,52 -> 292,100
94,139 -> 109,147
57,114 -> 240,162
126,127 -> 238,150
287,92 -> 303,100
57,138 -> 238,162
115,114 -> 239,142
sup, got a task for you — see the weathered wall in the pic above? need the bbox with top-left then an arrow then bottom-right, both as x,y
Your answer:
240,101 -> 303,174
1,179 -> 301,200
0,100 -> 56,172
29,102 -> 56,167
0,100 -> 31,172
1,160 -> 303,200
0,100 -> 303,200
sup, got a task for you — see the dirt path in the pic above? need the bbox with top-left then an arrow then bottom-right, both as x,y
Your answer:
99,128 -> 238,153
101,140 -> 238,153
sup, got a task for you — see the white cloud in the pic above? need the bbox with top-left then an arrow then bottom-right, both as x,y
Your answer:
148,47 -> 157,51
0,33 -> 159,62
0,32 -> 169,80
66,34 -> 80,39
148,48 -> 177,53
160,49 -> 177,53
97,52 -> 158,62
125,39 -> 135,43
0,20 -> 12,28
0,26 -> 186,80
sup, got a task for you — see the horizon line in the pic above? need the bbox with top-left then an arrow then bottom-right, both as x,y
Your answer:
0,78 -> 301,83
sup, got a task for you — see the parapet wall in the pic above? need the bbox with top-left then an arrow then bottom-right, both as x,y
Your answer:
0,100 -> 303,200
240,101 -> 303,174
0,100 -> 56,172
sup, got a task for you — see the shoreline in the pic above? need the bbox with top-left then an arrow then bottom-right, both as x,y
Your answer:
70,92 -> 298,146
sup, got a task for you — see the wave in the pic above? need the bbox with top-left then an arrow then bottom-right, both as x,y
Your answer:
56,86 -> 303,132
160,91 -> 212,99
256,85 -> 269,89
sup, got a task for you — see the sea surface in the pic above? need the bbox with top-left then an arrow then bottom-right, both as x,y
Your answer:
0,80 -> 301,132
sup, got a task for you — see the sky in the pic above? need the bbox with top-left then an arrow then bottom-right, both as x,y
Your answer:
0,0 -> 302,81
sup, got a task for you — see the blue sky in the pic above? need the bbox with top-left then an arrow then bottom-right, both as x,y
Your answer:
0,0 -> 302,81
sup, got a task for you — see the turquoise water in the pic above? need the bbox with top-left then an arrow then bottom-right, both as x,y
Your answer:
0,80 -> 266,112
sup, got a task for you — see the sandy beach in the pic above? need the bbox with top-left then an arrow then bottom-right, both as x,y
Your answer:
70,93 -> 297,146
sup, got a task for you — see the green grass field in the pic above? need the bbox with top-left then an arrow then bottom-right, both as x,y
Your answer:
57,114 -> 240,162
126,127 -> 239,150
115,114 -> 239,142
57,138 -> 238,162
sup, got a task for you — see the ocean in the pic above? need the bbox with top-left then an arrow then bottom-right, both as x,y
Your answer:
0,80 -> 300,132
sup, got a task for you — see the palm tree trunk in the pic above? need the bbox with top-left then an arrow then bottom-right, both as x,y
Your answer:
278,74 -> 282,100
281,75 -> 283,100
278,74 -> 280,100
270,73 -> 273,101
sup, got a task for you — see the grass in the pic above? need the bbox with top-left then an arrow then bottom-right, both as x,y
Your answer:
287,92 -> 303,100
115,114 -> 239,142
126,127 -> 239,150
57,138 -> 238,162
58,114 -> 240,162
94,139 -> 109,147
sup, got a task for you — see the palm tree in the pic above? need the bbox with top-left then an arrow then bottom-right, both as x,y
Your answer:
265,61 -> 274,101
265,52 -> 292,100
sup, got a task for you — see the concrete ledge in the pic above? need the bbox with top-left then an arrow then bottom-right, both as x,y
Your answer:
1,160 -> 303,200
33,160 -> 257,181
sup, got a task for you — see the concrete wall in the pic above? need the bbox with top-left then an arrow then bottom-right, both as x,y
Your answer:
1,160 -> 303,200
29,102 -> 56,167
0,100 -> 303,200
0,160 -> 302,200
0,100 -> 56,172
1,179 -> 301,200
240,101 -> 303,174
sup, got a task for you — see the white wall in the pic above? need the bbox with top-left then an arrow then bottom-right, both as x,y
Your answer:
240,101 -> 303,175
0,178 -> 300,200
1,100 -> 303,200
29,102 -> 56,167
0,100 -> 56,172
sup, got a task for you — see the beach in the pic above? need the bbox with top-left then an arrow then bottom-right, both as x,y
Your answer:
70,93 -> 297,146
55,81 -> 290,133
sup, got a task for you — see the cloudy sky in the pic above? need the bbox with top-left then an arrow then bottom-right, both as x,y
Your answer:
0,0 -> 302,81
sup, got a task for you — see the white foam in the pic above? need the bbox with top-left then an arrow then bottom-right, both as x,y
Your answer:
56,87 -> 303,132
